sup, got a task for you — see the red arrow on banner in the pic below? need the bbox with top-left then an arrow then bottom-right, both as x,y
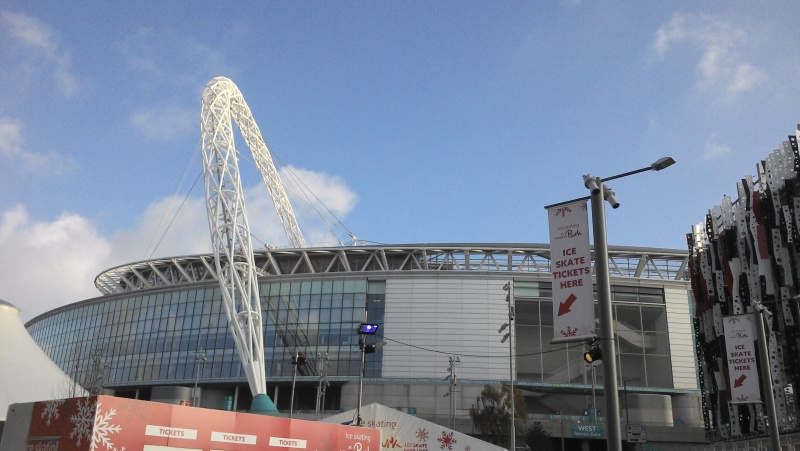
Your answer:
734,374 -> 747,388
558,294 -> 577,316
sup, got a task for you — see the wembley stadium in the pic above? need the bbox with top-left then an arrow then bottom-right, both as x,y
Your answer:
21,77 -> 705,448
24,243 -> 704,446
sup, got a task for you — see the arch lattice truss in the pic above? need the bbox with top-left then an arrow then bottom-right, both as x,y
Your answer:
200,76 -> 305,396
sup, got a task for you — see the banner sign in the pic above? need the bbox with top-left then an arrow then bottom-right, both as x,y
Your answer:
548,201 -> 596,343
722,315 -> 761,403
25,396 -> 380,451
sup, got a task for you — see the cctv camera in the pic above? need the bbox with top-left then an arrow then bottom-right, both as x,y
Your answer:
583,175 -> 601,195
603,186 -> 620,209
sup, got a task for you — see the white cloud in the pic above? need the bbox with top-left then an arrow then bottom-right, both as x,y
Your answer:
701,134 -> 731,160
120,27 -> 235,143
651,13 -> 767,98
0,10 -> 78,97
119,27 -> 234,87
281,165 -> 359,217
0,205 -> 112,321
131,104 -> 196,142
727,63 -> 768,96
0,117 -> 77,175
0,166 -> 358,320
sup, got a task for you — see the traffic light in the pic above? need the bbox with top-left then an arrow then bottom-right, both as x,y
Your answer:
584,347 -> 602,363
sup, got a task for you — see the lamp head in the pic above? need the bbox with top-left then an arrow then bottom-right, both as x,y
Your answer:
292,354 -> 307,365
651,157 -> 675,171
357,323 -> 379,334
583,347 -> 602,364
364,341 -> 386,354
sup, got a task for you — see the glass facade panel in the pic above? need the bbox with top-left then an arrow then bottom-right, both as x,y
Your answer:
512,282 -> 672,389
27,278 -> 385,389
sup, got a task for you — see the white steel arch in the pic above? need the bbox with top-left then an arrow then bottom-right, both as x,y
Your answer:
203,77 -> 306,249
200,76 -> 304,398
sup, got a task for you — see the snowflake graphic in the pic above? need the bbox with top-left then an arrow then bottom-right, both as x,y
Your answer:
41,399 -> 65,425
91,402 -> 124,451
464,447 -> 471,451
416,428 -> 429,441
70,398 -> 96,446
119,399 -> 146,422
561,326 -> 579,337
437,431 -> 457,450
554,207 -> 572,217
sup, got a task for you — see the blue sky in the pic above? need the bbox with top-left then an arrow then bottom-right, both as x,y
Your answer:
2,2 -> 800,320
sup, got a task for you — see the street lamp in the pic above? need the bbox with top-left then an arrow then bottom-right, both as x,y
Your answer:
289,352 -> 306,418
583,341 -> 599,421
499,281 -> 515,451
193,349 -> 206,407
444,356 -> 460,430
356,319 -> 385,426
315,352 -> 330,418
583,156 -> 675,451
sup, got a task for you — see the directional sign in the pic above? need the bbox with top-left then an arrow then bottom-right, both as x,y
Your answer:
558,293 -> 577,316
548,200 -> 596,343
627,424 -> 646,443
571,424 -> 604,438
723,314 -> 761,403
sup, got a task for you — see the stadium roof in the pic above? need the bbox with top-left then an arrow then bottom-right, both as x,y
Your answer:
93,243 -> 689,296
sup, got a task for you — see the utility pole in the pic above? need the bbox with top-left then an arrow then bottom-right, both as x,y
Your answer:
290,352 -> 306,418
316,352 -> 330,418
193,349 -> 206,407
499,281 -> 515,451
444,356 -> 460,429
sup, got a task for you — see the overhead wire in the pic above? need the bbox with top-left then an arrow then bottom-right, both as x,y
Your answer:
273,153 -> 355,244
147,172 -> 203,260
374,333 -> 573,359
238,135 -> 357,247
144,137 -> 204,259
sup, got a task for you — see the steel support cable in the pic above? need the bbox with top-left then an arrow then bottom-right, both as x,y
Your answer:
275,158 -> 355,244
146,172 -> 203,260
144,137 -> 204,259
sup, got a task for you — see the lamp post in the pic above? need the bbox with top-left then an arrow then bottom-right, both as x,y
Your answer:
581,156 -> 675,451
356,318 -> 383,426
193,349 -> 206,407
589,360 -> 597,421
316,352 -> 330,418
289,352 -> 306,418
754,309 -> 781,451
444,356 -> 460,429
499,281 -> 515,451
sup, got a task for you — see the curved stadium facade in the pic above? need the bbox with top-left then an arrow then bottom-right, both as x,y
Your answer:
25,243 -> 703,444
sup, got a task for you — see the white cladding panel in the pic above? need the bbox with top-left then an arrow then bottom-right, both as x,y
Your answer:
665,286 -> 699,390
382,276 -> 511,380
